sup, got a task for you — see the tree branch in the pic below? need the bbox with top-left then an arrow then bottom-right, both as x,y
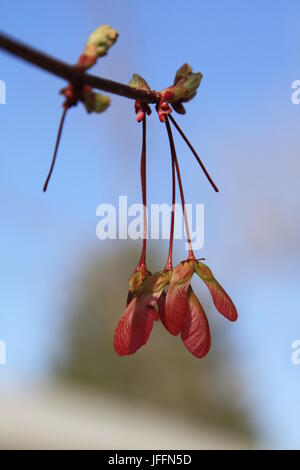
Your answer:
0,32 -> 159,103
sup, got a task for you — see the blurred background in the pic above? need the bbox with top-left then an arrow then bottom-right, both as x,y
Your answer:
0,0 -> 300,449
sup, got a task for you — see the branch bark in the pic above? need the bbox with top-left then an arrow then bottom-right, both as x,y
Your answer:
0,32 -> 159,103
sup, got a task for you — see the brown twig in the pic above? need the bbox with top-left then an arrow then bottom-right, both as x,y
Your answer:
0,32 -> 159,103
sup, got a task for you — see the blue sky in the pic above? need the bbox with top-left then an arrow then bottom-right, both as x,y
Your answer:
1,0 -> 300,448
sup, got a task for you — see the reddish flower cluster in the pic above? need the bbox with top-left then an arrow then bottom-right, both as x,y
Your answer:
114,256 -> 237,359
114,74 -> 238,358
38,23 -> 237,359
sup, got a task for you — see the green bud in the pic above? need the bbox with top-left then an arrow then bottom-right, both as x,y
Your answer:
173,63 -> 193,85
83,92 -> 110,114
87,25 -> 119,57
160,64 -> 203,115
129,73 -> 151,91
173,69 -> 202,102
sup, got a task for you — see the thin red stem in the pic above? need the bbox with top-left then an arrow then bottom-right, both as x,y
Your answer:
168,114 -> 219,193
164,132 -> 176,271
165,117 -> 194,260
43,106 -> 68,192
137,115 -> 148,273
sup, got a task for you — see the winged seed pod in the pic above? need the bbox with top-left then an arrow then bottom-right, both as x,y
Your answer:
114,270 -> 172,356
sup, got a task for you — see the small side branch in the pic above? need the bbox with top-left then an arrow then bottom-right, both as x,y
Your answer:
0,32 -> 159,103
